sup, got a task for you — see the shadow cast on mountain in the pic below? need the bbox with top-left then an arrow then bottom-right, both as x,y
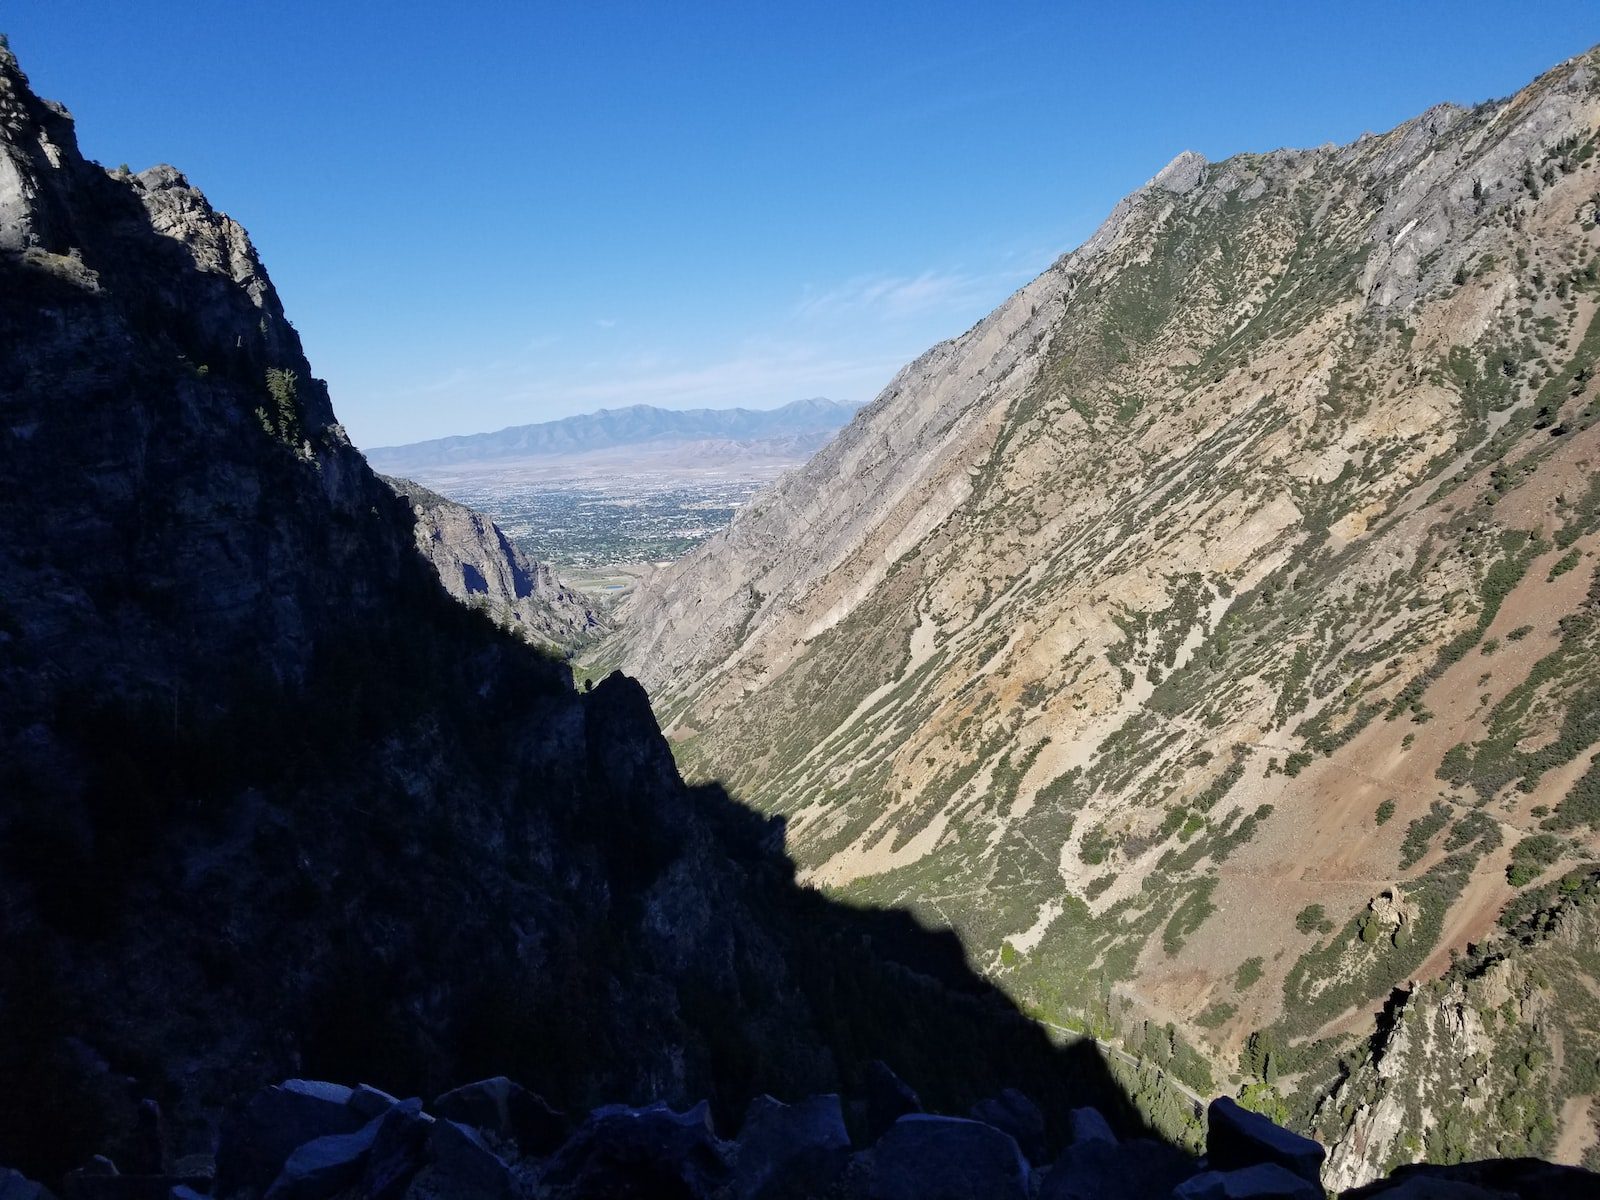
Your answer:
0,46 -> 1172,1185
0,656 -> 1176,1187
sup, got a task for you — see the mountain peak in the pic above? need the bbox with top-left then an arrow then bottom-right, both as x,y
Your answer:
1148,149 -> 1206,194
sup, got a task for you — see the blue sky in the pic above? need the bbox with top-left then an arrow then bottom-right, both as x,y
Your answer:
7,2 -> 1599,447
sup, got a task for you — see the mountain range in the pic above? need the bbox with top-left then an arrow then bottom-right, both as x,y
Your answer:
365,399 -> 861,475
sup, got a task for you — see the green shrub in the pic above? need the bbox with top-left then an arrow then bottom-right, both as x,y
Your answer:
1234,956 -> 1264,989
1549,548 -> 1582,581
1508,833 -> 1564,886
1400,801 -> 1452,868
1163,878 -> 1218,955
1197,1001 -> 1237,1028
1548,755 -> 1600,830
1376,798 -> 1397,825
1295,903 -> 1332,935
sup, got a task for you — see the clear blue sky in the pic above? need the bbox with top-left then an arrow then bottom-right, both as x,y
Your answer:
7,2 -> 1599,447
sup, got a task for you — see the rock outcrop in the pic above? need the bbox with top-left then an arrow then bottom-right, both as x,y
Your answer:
382,476 -> 604,652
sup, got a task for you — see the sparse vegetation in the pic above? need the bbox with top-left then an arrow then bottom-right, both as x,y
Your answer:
1508,834 -> 1564,887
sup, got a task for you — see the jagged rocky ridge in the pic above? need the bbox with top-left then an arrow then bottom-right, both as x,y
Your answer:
381,476 -> 605,652
3,1070 -> 1591,1200
601,45 -> 1600,1178
0,35 -> 1138,1188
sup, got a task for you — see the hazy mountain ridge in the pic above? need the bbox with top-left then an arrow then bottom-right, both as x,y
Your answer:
603,45 -> 1600,1178
366,398 -> 861,472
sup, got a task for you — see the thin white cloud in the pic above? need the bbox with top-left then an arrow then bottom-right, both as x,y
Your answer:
362,338 -> 914,443
347,251 -> 1061,444
554,345 -> 903,408
793,266 -> 1034,323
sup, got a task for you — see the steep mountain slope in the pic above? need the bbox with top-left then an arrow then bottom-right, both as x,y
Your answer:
381,476 -> 605,651
365,398 -> 860,473
605,46 -> 1600,1177
0,40 -> 1134,1186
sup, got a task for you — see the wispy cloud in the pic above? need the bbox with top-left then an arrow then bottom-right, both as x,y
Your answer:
554,343 -> 905,409
363,337 -> 915,443
793,266 -> 1033,323
348,250 -> 1063,445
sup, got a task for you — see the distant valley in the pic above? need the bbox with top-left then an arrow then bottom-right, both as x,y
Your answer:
365,399 -> 861,571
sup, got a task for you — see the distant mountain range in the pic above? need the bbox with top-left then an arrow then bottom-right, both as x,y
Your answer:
365,398 -> 862,473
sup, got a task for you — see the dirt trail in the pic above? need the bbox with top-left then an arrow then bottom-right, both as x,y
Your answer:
1555,1094 -> 1598,1165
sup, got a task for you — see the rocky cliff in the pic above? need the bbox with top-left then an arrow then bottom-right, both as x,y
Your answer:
602,44 -> 1600,1179
381,476 -> 604,652
0,37 -> 1139,1189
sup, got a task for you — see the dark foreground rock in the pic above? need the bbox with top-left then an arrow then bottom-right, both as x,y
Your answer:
1173,1163 -> 1323,1199
430,1080 -> 566,1158
0,1171 -> 55,1200
539,1102 -> 728,1199
856,1114 -> 1029,1200
857,1062 -> 921,1146
214,1082 -> 370,1199
1206,1097 -> 1327,1185
732,1095 -> 849,1200
1343,1156 -> 1600,1198
1039,1134 -> 1197,1199
5,1076 -> 1599,1200
968,1088 -> 1048,1165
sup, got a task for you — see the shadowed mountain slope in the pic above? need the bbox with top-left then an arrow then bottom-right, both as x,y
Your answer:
0,35 -> 1147,1189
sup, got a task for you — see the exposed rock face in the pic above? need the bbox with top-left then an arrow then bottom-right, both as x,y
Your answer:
1318,883 -> 1600,1192
382,477 -> 604,652
601,42 -> 1600,1180
0,38 -> 1141,1188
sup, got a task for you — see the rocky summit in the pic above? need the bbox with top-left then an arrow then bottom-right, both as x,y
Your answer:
600,43 -> 1600,1184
